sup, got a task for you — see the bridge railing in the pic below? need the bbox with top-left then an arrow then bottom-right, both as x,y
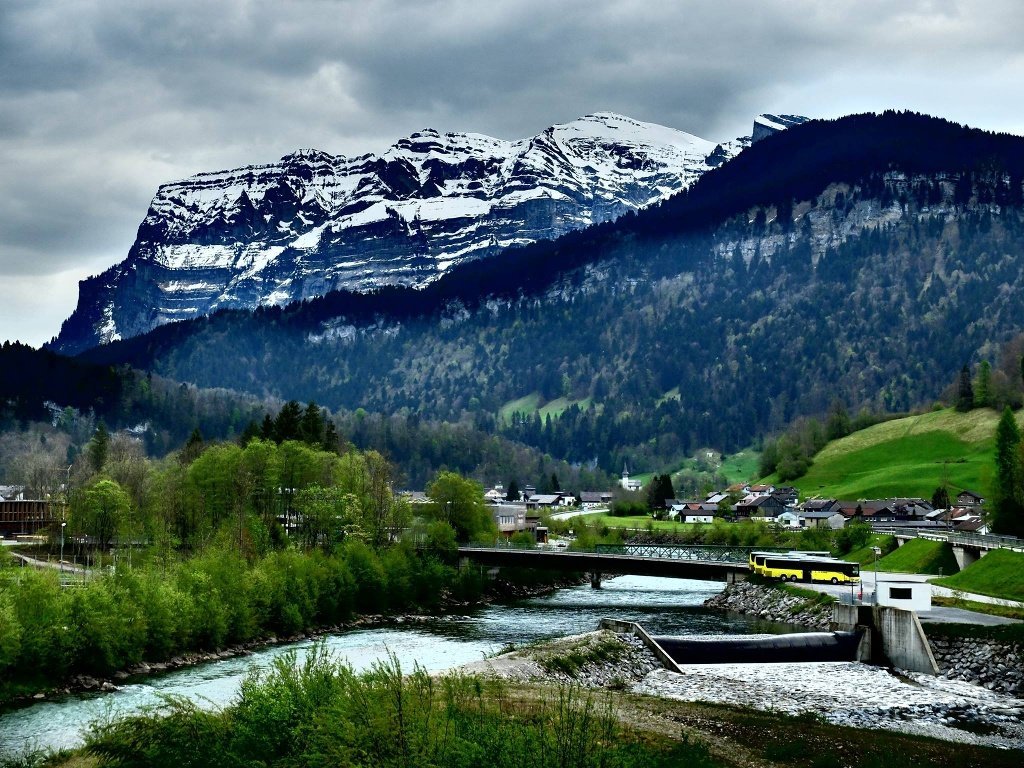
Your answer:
878,528 -> 1022,550
594,543 -> 786,563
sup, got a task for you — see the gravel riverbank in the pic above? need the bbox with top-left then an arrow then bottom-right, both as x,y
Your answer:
465,628 -> 1024,750
703,580 -> 832,629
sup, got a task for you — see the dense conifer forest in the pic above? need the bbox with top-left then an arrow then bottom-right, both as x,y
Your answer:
68,113 -> 1024,476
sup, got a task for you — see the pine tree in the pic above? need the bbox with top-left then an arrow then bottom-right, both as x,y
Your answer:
930,486 -> 950,510
323,420 -> 341,453
87,421 -> 109,473
505,479 -> 520,502
955,365 -> 974,412
993,407 -> 1023,536
274,401 -> 303,442
300,401 -> 325,446
180,428 -> 204,464
975,361 -> 992,408
645,474 -> 676,511
826,400 -> 851,440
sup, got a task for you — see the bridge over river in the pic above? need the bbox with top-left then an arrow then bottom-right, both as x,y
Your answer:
457,544 -> 775,586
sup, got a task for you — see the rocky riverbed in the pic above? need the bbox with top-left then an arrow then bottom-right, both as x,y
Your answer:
929,634 -> 1024,697
703,580 -> 833,629
466,628 -> 1024,750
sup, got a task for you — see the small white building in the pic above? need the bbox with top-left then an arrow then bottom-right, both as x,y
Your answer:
876,579 -> 931,612
774,510 -> 802,528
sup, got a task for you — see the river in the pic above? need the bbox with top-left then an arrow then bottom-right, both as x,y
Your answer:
0,575 -> 787,757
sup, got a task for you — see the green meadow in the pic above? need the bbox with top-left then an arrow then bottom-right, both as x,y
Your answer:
932,549 -> 1024,602
780,408 -> 1015,500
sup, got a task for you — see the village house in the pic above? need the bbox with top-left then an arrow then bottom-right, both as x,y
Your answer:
800,498 -> 841,517
579,491 -> 614,508
771,486 -> 799,505
526,493 -> 574,510
484,486 -> 507,503
490,504 -> 543,540
926,507 -> 989,534
800,508 -> 847,529
734,493 -> 787,519
774,509 -> 802,528
956,489 -> 984,508
668,501 -> 718,523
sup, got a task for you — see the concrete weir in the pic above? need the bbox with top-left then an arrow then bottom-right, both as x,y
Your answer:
831,604 -> 939,675
604,603 -> 939,675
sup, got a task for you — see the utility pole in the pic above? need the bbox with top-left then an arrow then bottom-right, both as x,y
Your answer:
871,546 -> 882,605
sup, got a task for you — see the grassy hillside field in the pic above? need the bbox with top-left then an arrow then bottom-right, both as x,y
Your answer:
777,408 -> 1021,501
932,549 -> 1024,602
872,538 -> 960,576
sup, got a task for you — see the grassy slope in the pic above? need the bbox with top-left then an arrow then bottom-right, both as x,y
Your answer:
872,538 -> 960,576
720,450 -> 760,484
498,393 -> 542,423
843,534 -> 898,566
780,408 -> 1016,500
932,549 -> 1024,601
497,393 -> 593,424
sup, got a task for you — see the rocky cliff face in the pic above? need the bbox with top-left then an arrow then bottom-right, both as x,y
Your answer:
52,113 -> 798,354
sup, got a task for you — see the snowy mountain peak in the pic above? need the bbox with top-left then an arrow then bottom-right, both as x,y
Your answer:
53,112 -> 806,354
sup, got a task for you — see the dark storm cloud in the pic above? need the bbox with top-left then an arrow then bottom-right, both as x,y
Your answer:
2,0 -> 1023,344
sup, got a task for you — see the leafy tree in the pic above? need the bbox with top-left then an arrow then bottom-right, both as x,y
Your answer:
293,485 -> 361,551
955,364 -> 974,412
74,478 -> 131,550
425,472 -> 495,543
975,360 -> 992,408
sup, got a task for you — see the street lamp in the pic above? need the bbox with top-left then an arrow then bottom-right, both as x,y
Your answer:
871,546 -> 882,605
59,521 -> 66,577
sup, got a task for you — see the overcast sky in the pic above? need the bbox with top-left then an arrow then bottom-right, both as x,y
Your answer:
2,0 -> 1023,347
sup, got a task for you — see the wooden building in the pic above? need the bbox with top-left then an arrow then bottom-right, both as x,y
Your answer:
0,499 -> 54,538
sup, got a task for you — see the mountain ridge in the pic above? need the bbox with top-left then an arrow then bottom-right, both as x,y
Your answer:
73,112 -> 1024,476
53,111 -> 800,354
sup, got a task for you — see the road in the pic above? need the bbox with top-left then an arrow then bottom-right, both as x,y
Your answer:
799,570 -> 1022,626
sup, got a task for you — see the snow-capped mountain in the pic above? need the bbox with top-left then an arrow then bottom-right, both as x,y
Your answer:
52,112 -> 803,354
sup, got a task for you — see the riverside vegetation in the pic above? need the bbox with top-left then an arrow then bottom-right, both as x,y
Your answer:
14,642 -> 1023,768
0,427 -> 580,705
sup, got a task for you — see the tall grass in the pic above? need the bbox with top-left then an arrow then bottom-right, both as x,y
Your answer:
80,644 -> 716,768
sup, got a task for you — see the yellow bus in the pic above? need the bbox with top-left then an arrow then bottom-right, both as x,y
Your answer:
748,550 -> 832,576
761,555 -> 860,584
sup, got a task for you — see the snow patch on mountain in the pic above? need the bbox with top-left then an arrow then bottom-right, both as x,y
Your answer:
53,112 -> 807,353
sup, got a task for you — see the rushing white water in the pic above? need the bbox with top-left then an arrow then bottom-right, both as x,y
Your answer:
3,575 -> 778,757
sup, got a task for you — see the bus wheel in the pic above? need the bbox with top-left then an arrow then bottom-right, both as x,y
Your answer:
831,577 -> 839,584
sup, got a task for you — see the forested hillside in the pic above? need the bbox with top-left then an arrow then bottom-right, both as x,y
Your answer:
78,112 -> 1024,475
0,343 -> 608,490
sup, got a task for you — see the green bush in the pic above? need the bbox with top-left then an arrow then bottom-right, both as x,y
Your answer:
84,647 -> 717,768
